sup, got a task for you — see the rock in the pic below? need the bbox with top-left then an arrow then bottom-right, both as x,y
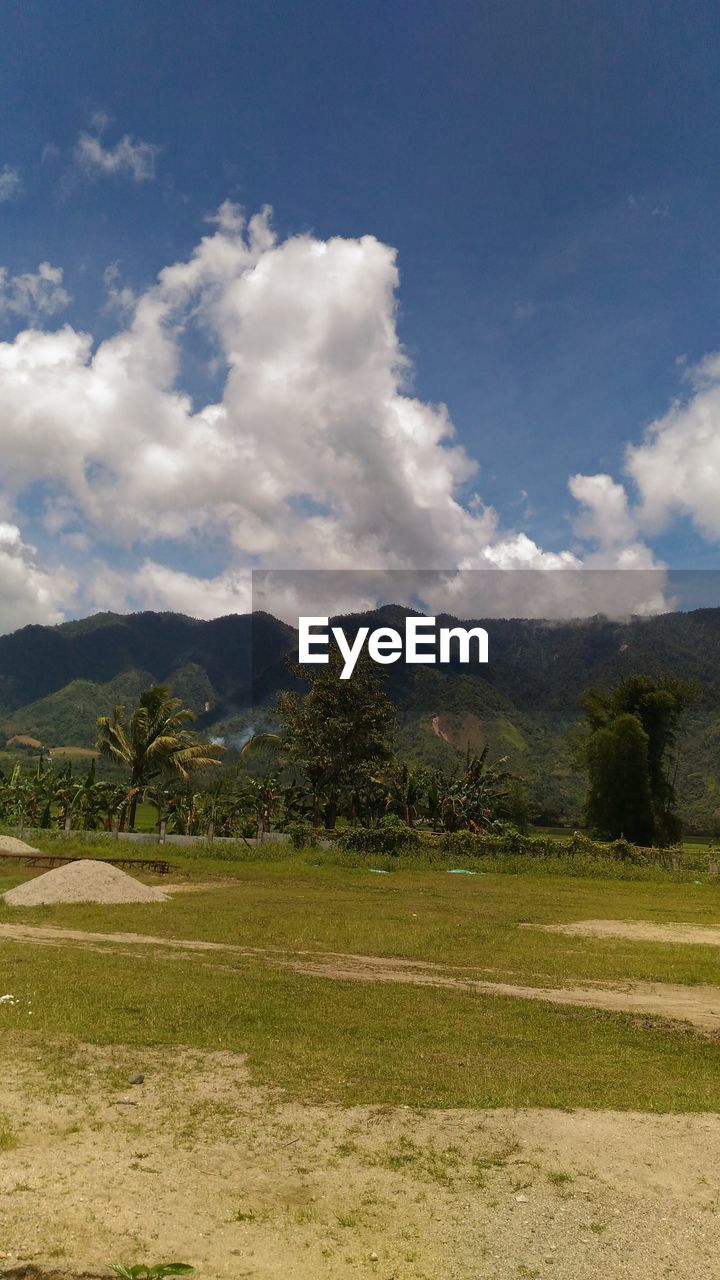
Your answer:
369,1252 -> 379,1262
128,1073 -> 145,1085
515,1193 -> 529,1203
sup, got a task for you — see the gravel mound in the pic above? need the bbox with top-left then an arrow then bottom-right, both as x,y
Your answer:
3,859 -> 168,906
0,835 -> 40,854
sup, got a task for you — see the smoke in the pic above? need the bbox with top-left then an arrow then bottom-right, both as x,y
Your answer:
210,725 -> 257,750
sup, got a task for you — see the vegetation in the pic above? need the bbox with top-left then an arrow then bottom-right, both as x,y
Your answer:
580,675 -> 694,845
3,604 -> 720,830
0,667 -> 705,858
96,685 -> 222,829
272,653 -> 395,828
3,852 -> 720,1111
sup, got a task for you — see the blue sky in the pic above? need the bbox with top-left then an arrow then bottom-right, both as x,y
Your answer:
0,0 -> 720,629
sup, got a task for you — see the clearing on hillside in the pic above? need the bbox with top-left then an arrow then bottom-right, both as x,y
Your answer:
2,859 -> 168,906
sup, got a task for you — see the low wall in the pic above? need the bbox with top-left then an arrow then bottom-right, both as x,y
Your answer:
15,827 -> 291,849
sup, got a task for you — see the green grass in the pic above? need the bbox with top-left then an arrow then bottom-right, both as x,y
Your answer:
3,850 -> 720,986
0,1113 -> 18,1150
2,942 -> 720,1112
3,848 -> 720,1112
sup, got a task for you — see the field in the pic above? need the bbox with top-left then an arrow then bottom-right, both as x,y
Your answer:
2,844 -> 720,1278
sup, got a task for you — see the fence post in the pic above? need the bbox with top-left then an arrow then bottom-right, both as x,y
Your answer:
64,815 -> 72,832
18,817 -> 24,841
112,816 -> 120,841
159,819 -> 167,846
207,820 -> 215,842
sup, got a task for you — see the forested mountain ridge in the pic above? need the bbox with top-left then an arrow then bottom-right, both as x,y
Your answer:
1,605 -> 719,828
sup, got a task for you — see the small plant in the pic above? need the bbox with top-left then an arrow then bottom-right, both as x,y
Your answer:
109,1266 -> 194,1279
286,819 -> 317,849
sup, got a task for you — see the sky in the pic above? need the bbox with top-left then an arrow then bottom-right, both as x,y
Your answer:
1,0 -> 720,630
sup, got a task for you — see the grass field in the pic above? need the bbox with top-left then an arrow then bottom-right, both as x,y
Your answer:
2,844 -> 720,1113
4,842 -> 720,1276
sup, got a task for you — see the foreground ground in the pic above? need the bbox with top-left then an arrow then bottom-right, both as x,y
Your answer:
2,847 -> 720,1277
3,1036 -> 720,1280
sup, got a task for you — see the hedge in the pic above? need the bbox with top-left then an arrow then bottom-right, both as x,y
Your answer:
336,826 -> 711,870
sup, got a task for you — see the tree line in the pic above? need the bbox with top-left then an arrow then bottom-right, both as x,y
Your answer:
0,658 -> 696,847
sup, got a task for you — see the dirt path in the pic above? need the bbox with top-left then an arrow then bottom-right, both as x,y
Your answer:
288,953 -> 720,1032
2,922 -> 720,1033
2,1038 -> 720,1280
527,918 -> 720,946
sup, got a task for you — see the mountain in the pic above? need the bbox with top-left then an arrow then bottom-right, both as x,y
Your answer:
1,605 -> 720,830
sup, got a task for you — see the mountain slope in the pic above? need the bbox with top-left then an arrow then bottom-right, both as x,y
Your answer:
1,604 -> 720,828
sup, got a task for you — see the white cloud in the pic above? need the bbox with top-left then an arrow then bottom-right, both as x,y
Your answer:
569,473 -> 637,547
0,205 -> 671,630
102,262 -> 136,316
0,166 -> 22,203
92,561 -> 252,619
0,263 -> 71,323
0,523 -> 75,631
626,353 -> 720,540
75,130 -> 159,182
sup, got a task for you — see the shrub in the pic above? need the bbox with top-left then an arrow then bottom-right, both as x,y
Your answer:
339,825 -> 420,855
286,820 -> 318,850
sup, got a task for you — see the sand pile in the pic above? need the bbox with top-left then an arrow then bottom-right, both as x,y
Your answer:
3,859 -> 169,906
0,834 -> 40,854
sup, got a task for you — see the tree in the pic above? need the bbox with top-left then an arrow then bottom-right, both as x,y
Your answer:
243,774 -> 280,834
580,674 -> 694,845
585,713 -> 654,845
429,745 -> 512,833
384,763 -> 425,827
274,654 -> 395,829
96,685 -> 222,830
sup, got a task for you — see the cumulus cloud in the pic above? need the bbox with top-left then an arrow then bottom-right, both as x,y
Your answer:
0,205 -> 670,630
75,129 -> 159,182
0,166 -> 22,203
0,262 -> 71,322
569,473 -> 638,547
626,354 -> 720,540
0,522 -> 75,631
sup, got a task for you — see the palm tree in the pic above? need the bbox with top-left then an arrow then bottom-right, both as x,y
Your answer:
96,685 -> 222,830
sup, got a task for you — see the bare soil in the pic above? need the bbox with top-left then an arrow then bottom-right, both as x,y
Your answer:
2,1040 -> 720,1280
527,918 -> 720,946
1,922 -> 719,1032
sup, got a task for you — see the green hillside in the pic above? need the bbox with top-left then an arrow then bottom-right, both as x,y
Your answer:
2,671 -> 155,747
0,605 -> 719,829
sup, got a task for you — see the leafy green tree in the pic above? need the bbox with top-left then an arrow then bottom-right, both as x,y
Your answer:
274,654 -> 395,829
96,685 -> 222,830
585,713 -> 655,845
580,674 -> 693,845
